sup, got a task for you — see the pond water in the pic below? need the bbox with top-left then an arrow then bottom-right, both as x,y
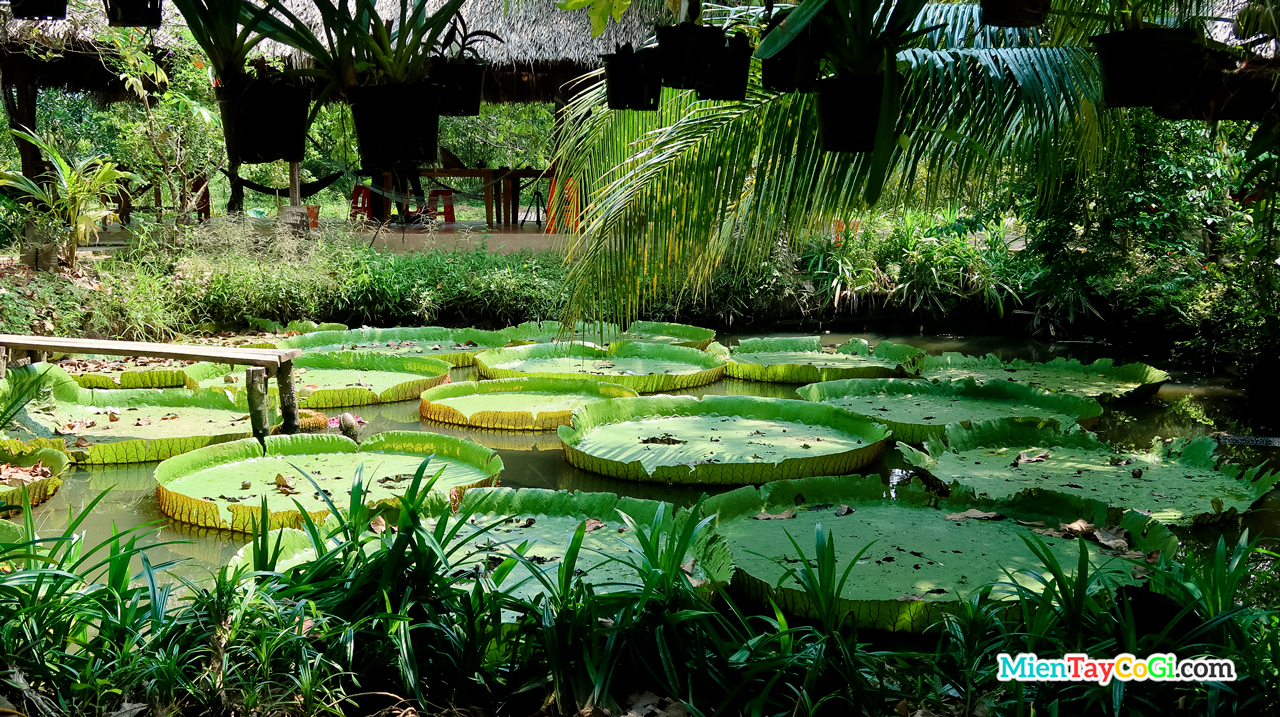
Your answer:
25,329 -> 1280,581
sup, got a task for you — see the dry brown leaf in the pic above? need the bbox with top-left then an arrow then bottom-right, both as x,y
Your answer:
1032,528 -> 1066,538
74,436 -> 91,448
1059,519 -> 1095,537
1015,519 -> 1046,527
946,509 -> 1001,522
1095,525 -> 1130,551
753,509 -> 796,520
241,481 -> 252,490
275,473 -> 299,495
370,515 -> 387,534
834,504 -> 854,516
584,518 -> 606,532
108,412 -> 120,422
1146,549 -> 1162,564
134,417 -> 151,427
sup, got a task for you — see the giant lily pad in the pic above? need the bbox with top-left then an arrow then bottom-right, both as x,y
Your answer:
558,395 -> 890,485
918,353 -> 1170,401
271,326 -> 510,367
189,352 -> 451,409
476,341 -> 726,393
724,337 -> 923,383
502,320 -> 622,345
796,378 -> 1103,444
154,431 -> 503,533
1,446 -> 70,512
622,321 -> 717,350
235,487 -> 733,600
59,356 -> 200,390
703,475 -> 1176,631
898,421 -> 1280,524
8,364 -> 261,465
420,378 -> 638,431
0,516 -> 21,544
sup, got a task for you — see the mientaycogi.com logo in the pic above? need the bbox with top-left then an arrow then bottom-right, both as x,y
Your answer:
997,653 -> 1237,686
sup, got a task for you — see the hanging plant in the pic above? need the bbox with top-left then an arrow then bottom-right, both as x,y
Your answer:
106,0 -> 164,27
978,0 -> 1050,28
431,16 -> 502,117
10,0 -> 66,20
603,43 -> 664,111
760,10 -> 820,93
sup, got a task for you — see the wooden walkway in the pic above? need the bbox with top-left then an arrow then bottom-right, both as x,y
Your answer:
0,335 -> 303,440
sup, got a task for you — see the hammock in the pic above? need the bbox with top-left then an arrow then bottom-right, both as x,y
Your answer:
223,170 -> 347,198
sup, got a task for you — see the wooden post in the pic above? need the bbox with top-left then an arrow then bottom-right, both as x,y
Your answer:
276,360 -> 300,435
382,171 -> 393,220
0,347 -> 6,380
483,171 -> 494,227
289,162 -> 301,207
246,366 -> 270,444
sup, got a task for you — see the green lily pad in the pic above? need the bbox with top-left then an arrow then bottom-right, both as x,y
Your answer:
0,516 -> 22,543
7,363 -> 261,465
476,341 -> 726,393
1,446 -> 70,512
248,319 -> 348,334
154,431 -> 503,533
420,378 -> 638,431
918,353 -> 1170,401
796,378 -> 1103,444
703,475 -> 1177,632
271,326 -> 510,367
622,321 -> 717,350
235,487 -> 733,601
58,356 -> 199,390
724,337 -> 923,383
898,421 -> 1280,524
558,395 -> 890,485
189,352 -> 451,409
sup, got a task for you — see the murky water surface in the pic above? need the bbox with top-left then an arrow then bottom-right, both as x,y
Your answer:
27,330 -> 1280,580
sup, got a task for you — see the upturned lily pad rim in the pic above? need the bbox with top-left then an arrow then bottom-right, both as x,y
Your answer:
475,341 -> 727,393
420,377 -> 639,431
558,394 -> 891,484
274,326 -> 511,351
918,353 -> 1171,399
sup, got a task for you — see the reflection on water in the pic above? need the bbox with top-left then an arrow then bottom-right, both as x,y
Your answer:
20,330 -> 1280,579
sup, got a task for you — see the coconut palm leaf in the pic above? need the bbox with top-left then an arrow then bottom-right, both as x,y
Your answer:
550,4 -> 1125,326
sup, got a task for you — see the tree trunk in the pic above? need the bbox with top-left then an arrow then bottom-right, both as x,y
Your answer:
228,160 -> 244,214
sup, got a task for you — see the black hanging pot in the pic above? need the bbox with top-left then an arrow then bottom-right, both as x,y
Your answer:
697,33 -> 753,101
657,23 -> 725,90
347,83 -> 439,170
432,58 -> 486,117
1156,62 -> 1280,121
1090,29 -> 1205,108
217,75 -> 312,165
815,74 -> 885,153
979,0 -> 1050,28
105,0 -> 163,28
760,16 -> 820,93
603,44 -> 663,111
11,0 -> 66,19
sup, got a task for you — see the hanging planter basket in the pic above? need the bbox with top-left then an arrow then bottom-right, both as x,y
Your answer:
656,23 -> 724,90
697,33 -> 753,101
1090,29 -> 1205,108
347,83 -> 439,170
432,59 -> 486,117
1154,63 -> 1280,122
979,0 -> 1050,28
603,44 -> 663,111
106,0 -> 163,28
760,17 -> 819,93
11,0 -> 66,19
816,74 -> 884,153
217,75 -> 312,165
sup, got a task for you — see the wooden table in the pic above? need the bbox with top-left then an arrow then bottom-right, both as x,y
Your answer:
417,168 -> 502,226
0,335 -> 304,440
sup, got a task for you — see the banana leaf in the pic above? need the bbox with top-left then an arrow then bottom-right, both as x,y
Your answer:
899,421 -> 1280,525
8,363 -> 263,465
270,326 -> 510,367
420,378 -> 638,431
189,352 -> 451,408
0,446 -> 70,512
725,337 -> 923,383
558,395 -> 890,485
476,341 -> 727,393
918,353 -> 1170,401
703,474 -> 1177,632
797,378 -> 1103,444
622,321 -> 717,350
154,431 -> 503,533
235,486 -> 734,601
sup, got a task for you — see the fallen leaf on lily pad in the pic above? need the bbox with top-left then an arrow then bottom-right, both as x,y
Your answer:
240,481 -> 252,490
1013,449 -> 1050,466
583,518 -> 606,532
370,515 -> 386,534
275,473 -> 299,495
1015,519 -> 1046,527
1094,525 -> 1130,551
945,509 -> 1001,522
134,417 -> 151,427
834,504 -> 854,516
74,436 -> 91,448
753,509 -> 796,520
1059,519 -> 1095,537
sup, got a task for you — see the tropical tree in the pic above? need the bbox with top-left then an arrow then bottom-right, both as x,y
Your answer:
550,2 -> 1228,326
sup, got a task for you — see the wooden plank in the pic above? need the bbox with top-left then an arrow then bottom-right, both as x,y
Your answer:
0,335 -> 300,367
0,347 -> 6,380
277,360 -> 300,435
246,367 -> 271,443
